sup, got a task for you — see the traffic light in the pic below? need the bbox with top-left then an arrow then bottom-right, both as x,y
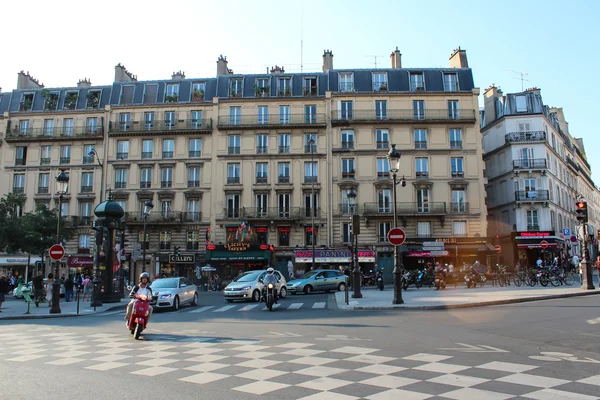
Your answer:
173,245 -> 181,257
205,227 -> 211,242
575,201 -> 588,223
351,214 -> 360,235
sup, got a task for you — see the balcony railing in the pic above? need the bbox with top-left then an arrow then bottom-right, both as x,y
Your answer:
527,224 -> 540,231
416,171 -> 429,178
256,146 -> 268,154
304,176 -> 318,184
278,146 -> 290,154
241,207 -> 303,219
60,157 -> 71,165
336,204 -> 362,215
189,151 -> 201,158
116,152 -> 128,160
228,146 -> 241,155
304,144 -> 317,153
114,182 -> 127,189
415,141 -> 427,149
451,171 -> 465,178
82,156 -> 94,164
504,131 -> 546,144
162,151 -> 173,159
224,208 -> 241,219
217,113 -> 326,129
74,216 -> 94,226
332,109 -> 476,124
278,176 -> 290,184
81,185 -> 93,193
376,141 -> 389,149
15,158 -> 26,166
161,180 -> 172,188
513,158 -> 548,169
301,207 -> 321,218
141,152 -> 153,159
40,157 -> 51,165
515,190 -> 550,201
450,140 -> 463,149
188,180 -> 200,188
12,187 -> 24,194
377,172 -> 390,179
38,186 -> 49,194
5,126 -> 103,141
256,176 -> 268,184
341,141 -> 354,150
109,119 -> 212,133
363,202 -> 447,215
450,202 -> 470,213
124,211 -> 183,223
227,177 -> 240,185
183,212 -> 202,222
140,181 -> 151,189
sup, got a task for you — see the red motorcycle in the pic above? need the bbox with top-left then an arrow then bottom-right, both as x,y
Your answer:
127,294 -> 150,340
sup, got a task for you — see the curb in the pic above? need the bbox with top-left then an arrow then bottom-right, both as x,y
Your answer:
0,303 -> 128,321
338,290 -> 600,311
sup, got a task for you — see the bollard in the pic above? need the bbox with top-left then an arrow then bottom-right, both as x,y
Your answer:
76,290 -> 80,315
345,276 -> 349,305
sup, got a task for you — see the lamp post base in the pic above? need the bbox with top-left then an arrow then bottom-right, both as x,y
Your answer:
392,268 -> 404,305
352,269 -> 362,298
580,261 -> 596,290
49,281 -> 62,314
90,278 -> 103,307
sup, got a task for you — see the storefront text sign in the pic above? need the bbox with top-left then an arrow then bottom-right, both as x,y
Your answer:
224,242 -> 251,252
168,254 -> 195,264
294,250 -> 375,263
67,256 -> 94,268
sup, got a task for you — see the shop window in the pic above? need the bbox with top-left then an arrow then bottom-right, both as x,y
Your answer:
160,231 -> 171,250
278,227 -> 290,246
256,226 -> 269,245
305,226 -> 318,246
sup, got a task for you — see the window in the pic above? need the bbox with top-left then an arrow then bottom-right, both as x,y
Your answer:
373,72 -> 387,90
186,200 -> 200,222
229,106 -> 241,125
86,117 -> 98,134
527,210 -> 539,231
339,73 -> 354,92
342,159 -> 355,178
340,101 -> 353,119
415,158 -> 428,177
13,174 -> 25,194
417,221 -> 431,238
376,129 -> 389,149
417,189 -> 430,213
303,77 -> 317,96
452,190 -> 466,212
378,222 -> 392,242
257,134 -> 268,154
227,163 -> 240,184
443,73 -> 458,92
278,78 -> 291,96
278,134 -> 290,153
413,100 -> 425,120
80,202 -> 93,217
305,105 -> 317,123
81,172 -> 93,193
192,82 -> 205,100
414,129 -> 427,149
342,223 -> 352,243
188,166 -> 200,188
115,169 -> 127,189
165,83 -> 179,101
515,95 -> 527,113
278,227 -> 290,246
453,221 -> 467,236
161,167 -> 173,188
189,139 -> 202,158
160,201 -> 172,218
341,189 -> 356,214
63,118 -> 74,136
255,78 -> 269,96
450,129 -> 462,148
187,231 -> 200,250
278,162 -> 290,183
117,141 -> 129,160
305,226 -> 318,246
230,79 -> 243,97
60,201 -> 68,217
190,110 -> 202,129
163,111 -> 175,129
305,134 -> 317,153
15,146 -> 27,165
448,100 -> 460,120
60,145 -> 71,164
451,157 -> 464,177
140,168 -> 152,188
278,193 -> 290,217
82,145 -> 94,164
377,158 -> 389,178
228,135 -> 241,154
226,194 -> 240,218
375,100 -> 387,120
341,130 -> 354,149
410,73 -> 424,91
163,139 -> 174,159
304,161 -> 317,183
304,192 -> 318,217
20,93 -> 34,111
160,231 -> 171,250
79,234 -> 91,250
119,113 -> 130,131
256,163 -> 268,184
43,119 -> 54,136
41,146 -> 51,165
19,120 -> 30,135
279,105 -> 290,124
144,112 -> 154,130
377,189 -> 392,213
256,194 -> 268,216
38,173 -> 49,194
258,106 -> 269,124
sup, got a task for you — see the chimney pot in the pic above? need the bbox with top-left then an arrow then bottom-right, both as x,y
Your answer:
390,46 -> 402,69
217,55 -> 231,76
322,50 -> 334,72
449,46 -> 468,68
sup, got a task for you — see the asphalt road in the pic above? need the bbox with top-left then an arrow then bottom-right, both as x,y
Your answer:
1,293 -> 599,400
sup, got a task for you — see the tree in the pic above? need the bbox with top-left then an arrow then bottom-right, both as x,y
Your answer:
20,204 -> 68,258
0,194 -> 26,252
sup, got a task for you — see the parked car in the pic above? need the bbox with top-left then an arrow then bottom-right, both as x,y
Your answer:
150,277 -> 199,311
287,269 -> 347,294
223,270 -> 287,302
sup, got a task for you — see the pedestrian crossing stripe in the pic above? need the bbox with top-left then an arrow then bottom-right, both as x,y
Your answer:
312,302 -> 326,309
261,304 -> 281,311
287,303 -> 303,310
238,304 -> 260,311
189,306 -> 215,313
213,305 -> 237,312
165,302 -> 328,314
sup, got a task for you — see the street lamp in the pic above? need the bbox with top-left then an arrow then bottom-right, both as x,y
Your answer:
142,200 -> 154,273
308,137 -> 316,271
88,149 -> 104,203
347,188 -> 362,298
89,148 -> 105,294
387,144 -> 406,305
50,169 -> 69,314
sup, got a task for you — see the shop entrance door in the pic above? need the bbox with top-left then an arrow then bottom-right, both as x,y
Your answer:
377,253 -> 393,283
276,258 -> 291,280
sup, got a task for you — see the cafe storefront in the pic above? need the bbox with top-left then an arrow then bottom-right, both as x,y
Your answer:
67,255 -> 94,277
293,249 -> 376,276
514,230 -> 564,267
157,253 -> 199,280
205,243 -> 274,283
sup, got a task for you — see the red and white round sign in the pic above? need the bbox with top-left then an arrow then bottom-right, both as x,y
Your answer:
387,228 -> 406,246
540,240 -> 549,249
49,244 -> 65,261
495,245 -> 501,253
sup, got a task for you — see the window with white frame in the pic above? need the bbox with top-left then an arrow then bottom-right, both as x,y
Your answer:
166,83 -> 179,98
515,95 -> 527,112
257,134 -> 268,154
189,138 -> 202,158
230,79 -> 242,96
342,159 -> 355,177
142,140 -> 153,159
140,168 -> 152,188
376,158 -> 389,178
256,162 -> 268,183
279,105 -> 290,124
410,73 -> 424,91
190,110 -> 202,128
278,193 -> 291,217
115,169 -> 127,188
417,189 -> 430,213
162,139 -> 174,158
378,222 -> 392,242
256,194 -> 268,216
227,163 -> 240,184
188,166 -> 200,187
527,210 -> 539,230
228,135 -> 241,154
19,119 -> 30,135
341,130 -> 354,149
305,134 -> 317,153
304,161 -> 317,183
413,100 -> 425,119
443,73 -> 458,92
229,106 -> 241,125
164,111 -> 175,128
342,223 -> 352,243
450,129 -> 462,148
377,189 -> 391,213
161,167 -> 173,188
452,190 -> 466,212
278,78 -> 291,96
376,129 -> 389,149
258,106 -> 268,124
339,73 -> 353,91
43,119 -> 54,136
414,129 -> 427,149
453,221 -> 467,236
305,105 -> 317,123
375,100 -> 387,120
226,194 -> 240,218
13,174 -> 25,193
60,145 -> 71,163
373,73 -> 387,90
117,141 -> 129,160
417,221 -> 431,238
79,234 -> 91,250
448,100 -> 460,119
415,158 -> 429,177
340,101 -> 353,119
144,112 -> 154,130
341,189 -> 356,214
278,133 -> 290,153
278,162 -> 290,183
451,157 -> 464,177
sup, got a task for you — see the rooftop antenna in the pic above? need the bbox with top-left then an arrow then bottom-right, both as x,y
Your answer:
366,55 -> 384,69
509,70 -> 529,91
300,8 -> 304,73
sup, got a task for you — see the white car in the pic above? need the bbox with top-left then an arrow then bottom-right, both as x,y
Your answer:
150,277 -> 199,311
223,270 -> 287,302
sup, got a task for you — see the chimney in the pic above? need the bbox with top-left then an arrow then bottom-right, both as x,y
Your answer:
77,78 -> 92,88
449,47 -> 468,68
270,65 -> 285,75
17,71 -> 44,89
390,47 -> 402,68
483,84 -> 503,126
322,50 -> 334,72
217,55 -> 231,76
114,63 -> 137,82
171,70 -> 186,80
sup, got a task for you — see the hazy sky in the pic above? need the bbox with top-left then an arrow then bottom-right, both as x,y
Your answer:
3,0 -> 598,176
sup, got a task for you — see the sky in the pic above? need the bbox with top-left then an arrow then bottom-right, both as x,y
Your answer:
2,0 -> 599,176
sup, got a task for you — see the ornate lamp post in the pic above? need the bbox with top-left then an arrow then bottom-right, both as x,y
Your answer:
142,200 -> 154,273
347,188 -> 362,298
308,137 -> 316,271
89,148 -> 106,307
387,144 -> 406,305
88,149 -> 105,203
50,170 -> 69,314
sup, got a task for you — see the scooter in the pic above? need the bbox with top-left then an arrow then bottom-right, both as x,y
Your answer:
415,269 -> 434,288
376,271 -> 384,291
127,294 -> 150,340
402,271 -> 413,290
434,271 -> 446,290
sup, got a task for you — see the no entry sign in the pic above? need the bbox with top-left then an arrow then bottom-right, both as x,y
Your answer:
387,228 -> 406,246
49,244 -> 65,261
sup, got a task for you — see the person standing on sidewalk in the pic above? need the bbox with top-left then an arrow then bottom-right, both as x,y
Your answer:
64,275 -> 74,302
0,276 -> 9,312
32,271 -> 44,307
45,273 -> 54,307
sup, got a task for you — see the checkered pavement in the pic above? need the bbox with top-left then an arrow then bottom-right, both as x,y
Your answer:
1,327 -> 599,399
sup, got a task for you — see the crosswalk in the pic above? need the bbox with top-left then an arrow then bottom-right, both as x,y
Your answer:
186,301 -> 328,314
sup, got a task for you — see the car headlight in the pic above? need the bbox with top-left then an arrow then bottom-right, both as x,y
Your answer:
242,286 -> 251,290
160,294 -> 171,298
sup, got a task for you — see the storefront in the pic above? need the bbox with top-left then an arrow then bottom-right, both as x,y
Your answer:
293,249 -> 376,276
514,230 -> 564,267
205,243 -> 273,283
67,255 -> 94,277
157,253 -> 200,280
0,255 -> 42,281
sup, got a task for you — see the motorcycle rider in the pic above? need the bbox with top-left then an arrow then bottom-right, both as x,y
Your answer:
262,267 -> 279,303
125,272 -> 153,324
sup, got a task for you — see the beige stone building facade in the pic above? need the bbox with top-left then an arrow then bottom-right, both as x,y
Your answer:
0,48 -> 490,283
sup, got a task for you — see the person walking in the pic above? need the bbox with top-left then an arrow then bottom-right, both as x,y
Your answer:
64,275 -> 74,302
0,276 -> 9,312
32,271 -> 44,307
45,273 -> 54,307
82,276 -> 92,302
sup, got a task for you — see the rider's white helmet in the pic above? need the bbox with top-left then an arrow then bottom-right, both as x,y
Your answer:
267,267 -> 274,274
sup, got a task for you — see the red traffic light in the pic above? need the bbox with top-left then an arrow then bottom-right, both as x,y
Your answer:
576,201 -> 586,209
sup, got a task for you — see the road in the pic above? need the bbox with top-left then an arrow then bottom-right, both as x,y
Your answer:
1,291 -> 599,399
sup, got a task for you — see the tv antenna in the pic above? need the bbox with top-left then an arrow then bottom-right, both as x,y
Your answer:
509,70 -> 529,91
366,55 -> 384,69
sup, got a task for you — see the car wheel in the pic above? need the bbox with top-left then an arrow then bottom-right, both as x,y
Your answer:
279,286 -> 287,298
338,282 -> 346,291
304,285 -> 313,295
252,289 -> 261,302
172,296 -> 180,311
191,292 -> 199,306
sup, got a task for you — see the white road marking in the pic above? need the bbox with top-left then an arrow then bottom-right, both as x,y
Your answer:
312,302 -> 326,309
261,304 -> 281,311
438,343 -> 509,353
213,305 -> 237,312
587,317 -> 600,325
188,306 -> 215,313
238,304 -> 260,311
287,303 -> 303,310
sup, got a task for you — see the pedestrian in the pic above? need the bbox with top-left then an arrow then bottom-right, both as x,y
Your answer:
9,275 -> 15,292
32,271 -> 44,307
64,275 -> 74,302
82,276 -> 92,302
46,273 -> 54,307
213,273 -> 220,291
0,276 -> 9,312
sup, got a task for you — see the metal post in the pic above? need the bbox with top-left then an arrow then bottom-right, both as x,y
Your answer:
310,137 -> 316,271
143,215 -> 148,272
352,227 -> 362,298
581,224 -> 595,290
103,221 -> 119,302
392,170 -> 404,304
50,193 -> 63,314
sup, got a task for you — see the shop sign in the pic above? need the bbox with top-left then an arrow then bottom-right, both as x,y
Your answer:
408,251 -> 431,257
67,256 -> 94,268
294,249 -> 375,263
519,231 -> 554,237
224,242 -> 251,252
0,256 -> 41,265
256,227 -> 268,233
168,254 -> 195,264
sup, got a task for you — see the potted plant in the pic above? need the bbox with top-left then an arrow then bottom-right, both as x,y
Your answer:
87,91 -> 100,108
192,90 -> 204,102
379,83 -> 388,91
64,93 -> 78,110
165,94 -> 179,103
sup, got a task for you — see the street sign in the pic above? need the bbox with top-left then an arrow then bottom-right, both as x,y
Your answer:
429,250 -> 449,257
540,240 -> 549,249
570,235 -> 577,243
495,245 -> 501,253
423,241 -> 444,247
48,244 -> 65,261
387,228 -> 406,246
563,228 -> 571,237
169,254 -> 195,264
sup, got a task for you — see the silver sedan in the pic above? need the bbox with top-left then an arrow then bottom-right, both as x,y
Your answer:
150,277 -> 199,311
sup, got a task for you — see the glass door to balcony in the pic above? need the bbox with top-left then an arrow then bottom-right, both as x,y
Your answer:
520,148 -> 534,168
278,193 -> 290,218
378,189 -> 391,213
417,189 -> 430,213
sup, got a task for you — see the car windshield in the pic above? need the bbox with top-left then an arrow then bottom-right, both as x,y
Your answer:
233,271 -> 262,282
151,278 -> 179,288
302,271 -> 319,279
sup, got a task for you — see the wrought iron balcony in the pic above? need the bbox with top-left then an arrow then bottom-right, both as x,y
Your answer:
341,141 -> 354,150
116,152 -> 128,160
505,131 -> 546,144
223,208 -> 241,219
161,180 -> 172,188
363,202 -> 447,215
60,157 -> 71,165
301,207 -> 321,218
40,158 -> 51,165
183,212 -> 202,222
451,171 -> 465,178
217,113 -> 326,129
74,216 -> 94,226
114,182 -> 127,189
5,126 -> 103,142
228,146 -> 241,155
376,141 -> 389,149
278,176 -> 290,184
515,190 -> 550,201
336,204 -> 362,215
124,211 -> 183,224
82,156 -> 95,164
256,146 -> 268,154
278,146 -> 290,154
141,152 -> 153,159
12,187 -> 24,194
38,186 -> 49,194
255,176 -> 268,184
241,207 -> 303,219
513,158 -> 548,169
80,185 -> 93,193
162,151 -> 173,159
227,177 -> 240,185
109,119 -> 212,133
140,181 -> 151,189
450,202 -> 470,213
527,224 -> 540,231
15,158 -> 26,166
188,180 -> 200,188
304,144 -> 317,153
304,176 -> 318,184
189,151 -> 202,158
332,109 -> 476,125
377,172 -> 390,179
415,141 -> 427,149
450,140 -> 462,149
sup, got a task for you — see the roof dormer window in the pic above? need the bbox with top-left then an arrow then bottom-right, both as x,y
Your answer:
373,73 -> 388,91
443,73 -> 458,92
278,77 -> 291,96
230,79 -> 243,98
40,90 -> 58,111
515,95 -> 527,113
64,91 -> 79,110
339,73 -> 354,92
165,83 -> 179,103
410,73 -> 424,92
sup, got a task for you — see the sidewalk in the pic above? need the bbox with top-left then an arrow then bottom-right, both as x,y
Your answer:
336,276 -> 600,310
0,295 -> 129,320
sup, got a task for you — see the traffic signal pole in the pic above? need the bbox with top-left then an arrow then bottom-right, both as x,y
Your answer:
576,201 -> 595,290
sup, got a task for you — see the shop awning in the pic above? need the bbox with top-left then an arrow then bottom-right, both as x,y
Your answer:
205,243 -> 272,262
